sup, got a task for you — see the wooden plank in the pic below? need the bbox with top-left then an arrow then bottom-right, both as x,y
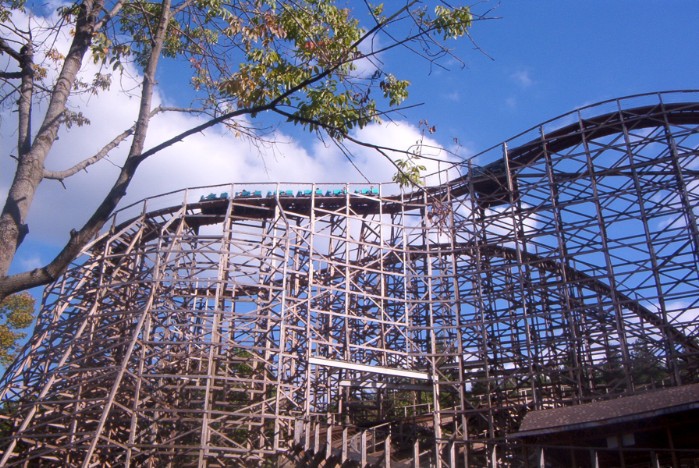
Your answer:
309,357 -> 429,380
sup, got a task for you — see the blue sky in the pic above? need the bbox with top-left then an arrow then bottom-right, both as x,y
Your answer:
2,1 -> 699,282
392,1 -> 699,151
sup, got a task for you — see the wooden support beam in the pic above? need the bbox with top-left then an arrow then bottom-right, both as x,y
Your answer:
309,357 -> 429,380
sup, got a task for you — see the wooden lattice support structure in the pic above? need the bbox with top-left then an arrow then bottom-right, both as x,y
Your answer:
1,91 -> 699,466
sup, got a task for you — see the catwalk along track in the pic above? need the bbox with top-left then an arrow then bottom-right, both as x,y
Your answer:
2,91 -> 699,467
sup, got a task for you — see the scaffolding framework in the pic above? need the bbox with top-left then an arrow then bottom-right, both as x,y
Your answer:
2,91 -> 699,466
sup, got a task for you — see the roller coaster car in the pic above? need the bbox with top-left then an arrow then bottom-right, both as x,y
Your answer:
354,188 -> 379,196
200,193 -> 218,201
267,190 -> 295,197
199,192 -> 229,215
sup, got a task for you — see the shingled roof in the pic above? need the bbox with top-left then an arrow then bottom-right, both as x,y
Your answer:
515,382 -> 699,438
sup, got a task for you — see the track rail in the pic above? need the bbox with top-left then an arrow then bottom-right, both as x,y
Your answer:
103,97 -> 699,234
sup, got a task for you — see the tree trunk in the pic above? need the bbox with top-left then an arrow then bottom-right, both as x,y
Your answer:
0,0 -> 172,301
0,0 -> 102,280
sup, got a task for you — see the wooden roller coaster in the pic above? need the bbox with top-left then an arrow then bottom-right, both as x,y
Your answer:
2,91 -> 699,467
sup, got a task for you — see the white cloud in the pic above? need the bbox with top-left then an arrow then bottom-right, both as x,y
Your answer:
4,81 -> 457,246
511,69 -> 534,88
444,90 -> 461,102
351,31 -> 383,79
339,121 -> 463,185
1,8 -> 466,264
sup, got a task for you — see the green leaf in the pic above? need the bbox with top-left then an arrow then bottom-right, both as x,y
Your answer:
0,293 -> 34,365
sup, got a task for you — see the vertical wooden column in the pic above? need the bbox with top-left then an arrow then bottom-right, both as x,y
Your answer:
342,427 -> 348,463
590,449 -> 599,468
535,447 -> 545,468
361,430 -> 367,467
413,438 -> 420,468
384,432 -> 392,468
326,423 -> 332,459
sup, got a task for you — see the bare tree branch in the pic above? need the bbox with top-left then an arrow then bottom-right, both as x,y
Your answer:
42,105 -> 205,181
43,126 -> 134,180
153,105 -> 206,115
0,36 -> 21,62
271,106 -> 421,183
96,0 -> 127,30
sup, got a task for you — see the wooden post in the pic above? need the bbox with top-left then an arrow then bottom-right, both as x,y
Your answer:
385,433 -> 391,468
326,424 -> 332,459
313,422 -> 320,454
342,427 -> 348,463
294,419 -> 303,446
413,438 -> 420,468
619,445 -> 626,468
667,427 -> 679,468
489,443 -> 498,468
361,430 -> 367,467
304,421 -> 311,451
536,447 -> 545,468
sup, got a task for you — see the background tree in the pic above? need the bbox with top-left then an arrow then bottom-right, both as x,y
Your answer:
0,0 -> 479,301
0,293 -> 34,365
629,339 -> 670,386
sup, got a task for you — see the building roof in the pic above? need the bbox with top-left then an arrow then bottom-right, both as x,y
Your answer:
515,383 -> 699,438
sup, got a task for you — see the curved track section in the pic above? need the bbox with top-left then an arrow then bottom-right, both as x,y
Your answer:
2,91 -> 699,467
